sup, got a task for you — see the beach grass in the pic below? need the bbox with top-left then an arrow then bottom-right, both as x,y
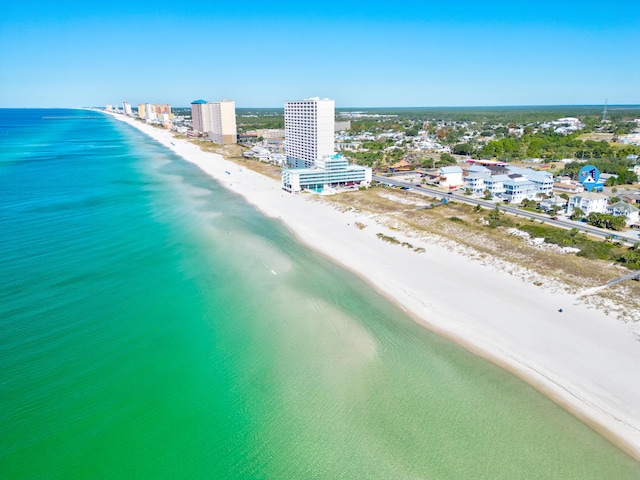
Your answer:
186,135 -> 634,307
315,186 -> 640,313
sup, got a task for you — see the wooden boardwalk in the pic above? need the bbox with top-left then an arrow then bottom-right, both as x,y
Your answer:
606,269 -> 640,287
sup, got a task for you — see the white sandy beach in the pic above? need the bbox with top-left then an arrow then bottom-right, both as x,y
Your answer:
108,113 -> 640,460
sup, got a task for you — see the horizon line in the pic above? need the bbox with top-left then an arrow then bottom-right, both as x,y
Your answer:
2,103 -> 639,110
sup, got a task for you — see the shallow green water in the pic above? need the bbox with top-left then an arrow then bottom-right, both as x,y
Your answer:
1,109 -> 639,478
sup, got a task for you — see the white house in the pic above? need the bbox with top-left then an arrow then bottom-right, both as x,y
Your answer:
567,192 -> 608,215
539,195 -> 568,212
466,164 -> 492,174
484,174 -> 510,198
463,171 -> 491,194
553,182 -> 584,194
502,175 -> 537,203
506,166 -> 554,197
439,166 -> 463,189
606,201 -> 639,225
526,171 -> 554,197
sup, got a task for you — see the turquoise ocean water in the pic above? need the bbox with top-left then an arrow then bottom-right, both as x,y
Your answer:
1,109 -> 639,479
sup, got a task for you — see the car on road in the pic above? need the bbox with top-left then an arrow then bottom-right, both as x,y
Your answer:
551,216 -> 558,220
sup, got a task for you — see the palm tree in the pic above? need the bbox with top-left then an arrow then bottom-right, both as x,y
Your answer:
570,207 -> 584,221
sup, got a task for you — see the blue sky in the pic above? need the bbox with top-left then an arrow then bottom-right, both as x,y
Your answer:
1,1 -> 638,108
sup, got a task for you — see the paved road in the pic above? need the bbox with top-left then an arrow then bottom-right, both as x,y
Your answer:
373,175 -> 640,246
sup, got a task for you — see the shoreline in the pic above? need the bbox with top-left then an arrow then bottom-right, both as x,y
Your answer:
105,112 -> 640,461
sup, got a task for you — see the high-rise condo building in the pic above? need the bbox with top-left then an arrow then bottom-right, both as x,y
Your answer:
190,100 -> 209,133
190,99 -> 237,144
281,97 -> 370,193
122,101 -> 132,116
210,100 -> 237,145
152,104 -> 172,118
285,97 -> 335,168
135,103 -> 171,121
144,103 -> 155,120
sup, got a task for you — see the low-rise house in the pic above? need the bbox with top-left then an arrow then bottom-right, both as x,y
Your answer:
553,182 -> 584,194
556,175 -> 573,184
567,192 -> 608,215
336,141 -> 363,151
463,171 -> 491,194
389,159 -> 412,172
526,170 -> 554,196
506,166 -> 554,197
484,174 -> 510,197
539,195 -> 568,212
599,173 -> 618,183
238,133 -> 259,144
438,166 -> 463,189
466,164 -> 492,175
502,174 -> 537,203
606,201 -> 639,225
620,193 -> 640,205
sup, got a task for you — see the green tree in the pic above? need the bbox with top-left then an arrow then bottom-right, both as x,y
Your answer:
453,143 -> 473,156
570,207 -> 585,221
488,207 -> 501,221
439,153 -> 456,164
520,198 -> 538,209
586,212 -> 627,231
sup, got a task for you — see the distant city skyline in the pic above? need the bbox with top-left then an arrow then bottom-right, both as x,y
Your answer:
1,1 -> 638,108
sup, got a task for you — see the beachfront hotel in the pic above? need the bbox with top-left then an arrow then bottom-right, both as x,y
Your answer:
282,97 -> 371,193
190,99 -> 237,145
285,97 -> 335,168
281,153 -> 372,193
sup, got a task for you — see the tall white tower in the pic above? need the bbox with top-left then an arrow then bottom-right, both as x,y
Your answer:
285,97 -> 335,168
